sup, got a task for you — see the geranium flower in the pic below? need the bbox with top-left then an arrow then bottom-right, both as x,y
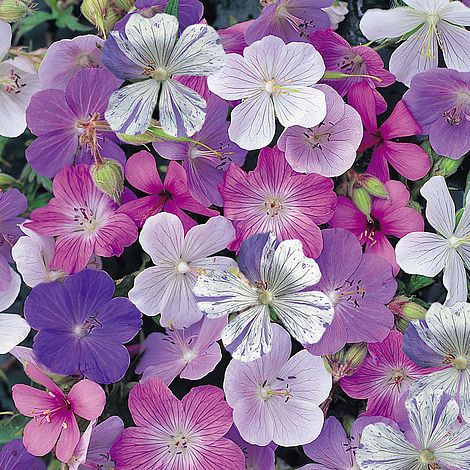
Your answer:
38,35 -> 103,91
208,35 -> 327,150
0,440 -> 45,470
26,67 -> 124,178
120,151 -> 218,229
102,13 -> 225,136
329,180 -> 424,275
224,324 -> 331,446
396,176 -> 470,306
323,1 -> 348,30
153,95 -> 247,207
340,330 -> 431,420
221,146 -> 336,258
403,302 -> 470,423
25,164 -> 138,274
356,389 -> 470,469
244,0 -> 333,45
360,0 -> 470,86
136,316 -> 227,384
12,364 -> 106,463
404,68 -> 470,159
0,21 -> 41,138
25,269 -> 142,384
194,233 -> 333,362
277,84 -> 362,177
129,213 -> 236,328
306,228 -> 396,356
110,378 -> 245,469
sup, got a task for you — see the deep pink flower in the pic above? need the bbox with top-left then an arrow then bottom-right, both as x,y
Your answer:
120,151 -> 218,230
110,378 -> 245,469
12,364 -> 105,463
329,180 -> 424,274
221,146 -> 337,258
25,164 -> 137,274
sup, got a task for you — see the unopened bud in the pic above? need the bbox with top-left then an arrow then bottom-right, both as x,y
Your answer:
0,173 -> 17,188
389,295 -> 427,322
90,159 -> 124,203
363,175 -> 389,199
0,0 -> 32,22
396,317 -> 409,333
81,0 -> 108,36
433,156 -> 464,177
324,343 -> 368,381
344,343 -> 368,368
114,0 -> 134,11
352,186 -> 371,218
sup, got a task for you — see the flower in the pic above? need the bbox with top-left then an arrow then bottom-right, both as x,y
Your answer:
25,269 -> 142,384
356,389 -> 470,469
277,84 -> 363,177
395,176 -> 470,306
12,364 -> 105,463
323,1 -> 348,30
25,164 -> 138,275
136,315 -> 227,384
0,440 -> 45,470
110,378 -> 245,469
194,233 -> 333,362
244,0 -> 333,45
306,228 -> 396,356
403,68 -> 470,159
120,151 -> 219,229
153,95 -> 247,207
207,35 -> 327,150
221,146 -> 337,258
403,302 -> 470,423
340,330 -> 431,420
0,20 -> 41,138
129,212 -> 236,328
26,67 -> 124,178
353,95 -> 431,182
224,324 -> 331,446
102,13 -> 225,136
329,180 -> 424,275
360,0 -> 470,86
68,416 -> 124,470
38,35 -> 103,91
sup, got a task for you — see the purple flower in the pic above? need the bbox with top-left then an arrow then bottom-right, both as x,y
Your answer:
306,228 -> 396,356
24,269 -> 142,384
245,0 -> 333,45
136,316 -> 227,384
0,440 -> 45,470
223,324 -> 331,446
26,67 -> 124,178
110,378 -> 245,469
403,68 -> 470,159
153,94 -> 247,207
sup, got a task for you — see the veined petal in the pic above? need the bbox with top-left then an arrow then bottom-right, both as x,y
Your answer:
438,21 -> 470,73
443,250 -> 467,306
440,0 -> 470,26
0,268 -> 20,312
0,21 -> 11,62
0,314 -> 30,354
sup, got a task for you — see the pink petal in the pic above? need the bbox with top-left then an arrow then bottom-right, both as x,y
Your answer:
50,233 -> 94,275
68,379 -> 106,420
365,232 -> 399,276
55,414 -> 80,463
328,197 -> 367,239
379,100 -> 422,139
366,147 -> 390,182
12,384 -> 57,417
119,195 -> 164,227
188,438 -> 245,470
24,364 -> 63,395
93,213 -> 138,258
125,150 -> 164,195
180,342 -> 222,381
380,206 -> 424,238
22,415 -> 62,457
347,82 -> 378,133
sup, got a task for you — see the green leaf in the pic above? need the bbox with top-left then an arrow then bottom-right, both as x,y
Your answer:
0,414 -> 29,444
407,274 -> 434,294
28,192 -> 53,210
164,0 -> 178,17
15,11 -> 55,39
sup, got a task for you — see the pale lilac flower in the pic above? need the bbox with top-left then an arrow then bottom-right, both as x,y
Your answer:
129,213 -> 236,328
323,1 -> 348,30
360,0 -> 470,86
278,84 -> 362,176
136,316 -> 227,384
103,13 -> 226,136
224,324 -> 331,446
194,233 -> 333,362
396,176 -> 470,306
207,35 -> 326,150
356,389 -> 470,469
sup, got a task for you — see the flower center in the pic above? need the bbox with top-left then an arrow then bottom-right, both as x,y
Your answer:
73,314 -> 102,338
76,112 -> 112,157
167,431 -> 189,455
388,368 -> 408,392
452,355 -> 468,371
0,69 -> 26,94
77,54 -> 98,68
259,379 -> 293,402
274,3 -> 314,38
257,289 -> 273,305
359,219 -> 380,245
176,260 -> 190,274
264,196 -> 283,217
442,90 -> 470,126
152,66 -> 169,82
73,206 -> 99,233
338,53 -> 365,75
419,449 -> 435,464
304,123 -> 335,151
32,392 -> 71,425
329,279 -> 367,308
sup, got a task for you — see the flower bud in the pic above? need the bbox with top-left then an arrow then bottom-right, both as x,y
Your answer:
363,175 -> 389,199
388,295 -> 427,321
432,156 -> 464,177
0,173 -> 17,188
90,159 -> 124,203
0,0 -> 31,22
396,317 -> 409,334
324,343 -> 368,381
352,186 -> 371,218
81,0 -> 108,36
114,0 -> 134,11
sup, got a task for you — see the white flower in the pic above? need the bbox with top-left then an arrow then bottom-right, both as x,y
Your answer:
323,1 -> 349,30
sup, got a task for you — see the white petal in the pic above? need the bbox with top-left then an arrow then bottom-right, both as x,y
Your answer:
435,418 -> 470,469
438,21 -> 470,73
454,189 -> 470,238
405,0 -> 449,13
0,314 -> 30,354
0,21 -> 12,62
440,0 -> 470,26
443,250 -> 467,306
0,268 -> 21,312
409,368 -> 460,407
457,369 -> 470,423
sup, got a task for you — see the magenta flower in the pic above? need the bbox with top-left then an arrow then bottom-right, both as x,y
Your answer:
340,330 -> 431,420
120,151 -> 218,229
224,324 -> 331,446
221,146 -> 336,258
12,364 -> 106,463
153,95 -> 247,207
329,180 -> 424,274
25,164 -> 138,274
218,20 -> 253,55
110,378 -> 245,469
136,316 -> 226,384
354,96 -> 431,182
0,440 -> 45,470
278,84 -> 363,176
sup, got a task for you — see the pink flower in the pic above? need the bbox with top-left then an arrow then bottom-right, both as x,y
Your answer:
340,330 -> 431,420
329,180 -> 424,274
120,151 -> 218,230
221,146 -> 337,258
12,364 -> 105,463
25,164 -> 137,274
110,378 -> 245,470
